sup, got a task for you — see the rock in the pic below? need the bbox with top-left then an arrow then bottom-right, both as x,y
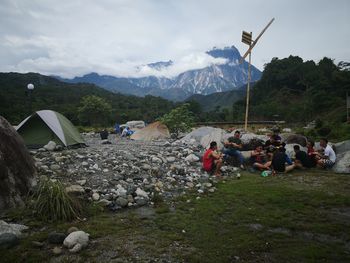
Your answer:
69,243 -> 83,253
48,232 -> 66,244
63,231 -> 89,250
136,188 -> 149,199
76,179 -> 87,186
101,139 -> 111,145
284,144 -> 307,159
0,233 -> 19,248
141,164 -> 151,170
65,185 -> 85,194
67,227 -> 79,234
136,198 -> 148,206
116,187 -> 127,197
50,164 -> 61,171
239,133 -> 269,145
0,220 -> 28,237
151,156 -> 162,163
166,157 -> 176,163
0,116 -> 36,211
52,246 -> 63,255
179,127 -> 216,146
92,192 -> 100,201
333,152 -> 350,174
116,197 -> 128,207
185,154 -> 200,162
334,140 -> 350,155
92,163 -> 99,170
284,134 -> 307,147
44,141 -> 57,151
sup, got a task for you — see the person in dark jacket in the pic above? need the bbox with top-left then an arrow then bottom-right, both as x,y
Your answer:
272,147 -> 295,173
294,145 -> 314,168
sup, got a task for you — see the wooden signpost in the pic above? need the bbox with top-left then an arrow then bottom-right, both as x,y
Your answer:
240,18 -> 275,130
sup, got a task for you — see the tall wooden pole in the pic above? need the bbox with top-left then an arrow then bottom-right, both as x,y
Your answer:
244,49 -> 252,131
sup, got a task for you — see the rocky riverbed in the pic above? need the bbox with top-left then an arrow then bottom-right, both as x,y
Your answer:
32,133 -> 240,211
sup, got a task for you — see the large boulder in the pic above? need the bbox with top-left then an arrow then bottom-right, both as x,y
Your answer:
333,152 -> 350,174
180,127 -> 226,149
283,134 -> 308,147
0,116 -> 36,212
284,144 -> 307,159
334,140 -> 350,155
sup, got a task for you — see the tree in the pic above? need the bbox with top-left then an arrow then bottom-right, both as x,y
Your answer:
78,95 -> 112,126
159,103 -> 194,138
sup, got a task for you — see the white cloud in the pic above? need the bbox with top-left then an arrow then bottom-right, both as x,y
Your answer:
0,0 -> 349,78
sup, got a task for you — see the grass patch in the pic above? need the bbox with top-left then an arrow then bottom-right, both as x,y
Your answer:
1,171 -> 350,262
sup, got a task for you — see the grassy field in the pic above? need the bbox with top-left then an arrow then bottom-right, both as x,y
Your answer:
1,170 -> 350,262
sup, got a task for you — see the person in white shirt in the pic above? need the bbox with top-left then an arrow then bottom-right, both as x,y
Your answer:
316,138 -> 336,168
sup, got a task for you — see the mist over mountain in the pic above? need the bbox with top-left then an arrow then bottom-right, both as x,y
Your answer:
57,46 -> 261,101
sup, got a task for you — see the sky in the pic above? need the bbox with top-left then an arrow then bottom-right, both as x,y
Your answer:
1,0 -> 349,78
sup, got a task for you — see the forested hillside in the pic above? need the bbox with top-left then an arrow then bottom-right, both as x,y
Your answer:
248,56 -> 350,122
0,73 -> 174,125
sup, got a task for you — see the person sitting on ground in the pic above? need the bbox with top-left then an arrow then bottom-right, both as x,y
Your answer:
293,145 -> 313,169
264,134 -> 282,151
315,138 -> 336,169
100,128 -> 109,140
121,126 -> 130,138
250,144 -> 271,170
306,140 -> 318,167
203,141 -> 223,177
272,146 -> 295,173
223,130 -> 245,169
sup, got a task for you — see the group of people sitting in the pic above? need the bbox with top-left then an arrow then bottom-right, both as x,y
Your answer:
202,130 -> 337,178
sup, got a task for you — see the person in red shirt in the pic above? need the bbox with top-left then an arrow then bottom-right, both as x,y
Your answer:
203,141 -> 223,177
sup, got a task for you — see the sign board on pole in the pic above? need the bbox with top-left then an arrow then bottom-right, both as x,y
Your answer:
242,31 -> 252,45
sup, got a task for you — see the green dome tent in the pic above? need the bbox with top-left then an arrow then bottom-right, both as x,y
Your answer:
16,110 -> 85,148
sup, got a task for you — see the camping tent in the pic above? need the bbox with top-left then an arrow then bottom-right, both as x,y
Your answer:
130,121 -> 170,141
16,110 -> 85,148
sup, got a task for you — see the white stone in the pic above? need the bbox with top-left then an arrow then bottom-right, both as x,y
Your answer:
136,188 -> 149,199
333,152 -> 350,174
0,220 -> 28,237
92,164 -> 99,170
43,141 -> 57,151
63,231 -> 89,250
76,180 -> 86,186
92,193 -> 100,201
65,185 -> 85,194
166,157 -> 176,163
185,154 -> 199,163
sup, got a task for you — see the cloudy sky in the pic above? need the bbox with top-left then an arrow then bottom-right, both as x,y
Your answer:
1,0 -> 349,78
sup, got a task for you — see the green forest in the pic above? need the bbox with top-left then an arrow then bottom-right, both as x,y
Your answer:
1,55 -> 349,140
0,73 -> 174,126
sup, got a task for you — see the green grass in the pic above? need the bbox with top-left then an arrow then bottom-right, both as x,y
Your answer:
1,171 -> 350,262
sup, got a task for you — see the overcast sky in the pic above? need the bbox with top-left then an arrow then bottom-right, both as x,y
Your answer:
1,0 -> 349,78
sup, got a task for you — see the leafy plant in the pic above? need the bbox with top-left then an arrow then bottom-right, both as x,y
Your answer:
30,179 -> 82,222
159,103 -> 194,138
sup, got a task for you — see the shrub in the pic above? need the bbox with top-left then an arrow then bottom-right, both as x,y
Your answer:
30,179 -> 82,222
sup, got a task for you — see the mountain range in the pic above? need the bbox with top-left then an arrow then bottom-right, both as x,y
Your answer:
57,46 -> 261,101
